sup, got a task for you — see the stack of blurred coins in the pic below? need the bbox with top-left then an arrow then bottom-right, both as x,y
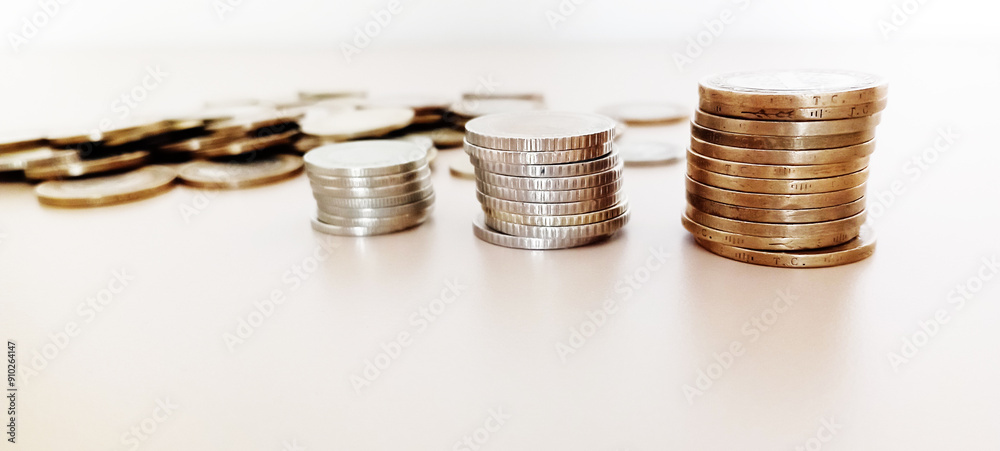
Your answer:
464,111 -> 629,250
304,140 -> 434,236
684,70 -> 887,268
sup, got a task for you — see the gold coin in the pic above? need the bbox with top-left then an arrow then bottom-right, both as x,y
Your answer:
699,70 -> 888,108
687,165 -> 868,194
35,166 -> 176,207
693,226 -> 877,268
694,110 -> 880,136
690,137 -> 875,165
699,98 -> 887,121
24,151 -> 150,180
691,123 -> 876,150
686,148 -> 869,179
177,154 -> 303,189
681,212 -> 856,250
686,176 -> 866,209
686,204 -> 866,238
687,193 -> 866,224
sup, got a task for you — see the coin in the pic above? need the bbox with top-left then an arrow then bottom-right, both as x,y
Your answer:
694,110 -> 881,136
35,166 -> 176,207
687,148 -> 870,179
699,70 -> 888,109
299,107 -> 415,141
686,177 -> 867,210
0,131 -> 47,153
315,186 -> 434,209
465,140 -> 613,165
691,123 -> 876,150
475,163 -> 622,191
462,92 -> 544,102
402,128 -> 465,148
470,152 -> 620,178
47,126 -> 103,148
311,213 -> 428,237
312,173 -> 431,198
472,214 -> 607,250
101,120 -> 175,146
450,98 -> 545,118
314,210 -> 430,228
476,190 -> 624,216
0,148 -> 77,172
693,226 -> 877,268
687,165 -> 868,195
686,205 -> 866,238
483,201 -> 629,227
304,141 -> 427,177
25,150 -> 150,180
309,165 -> 430,188
465,111 -> 616,151
477,179 -> 621,203
687,193 -> 866,224
449,158 -> 476,180
690,137 -> 876,165
597,103 -> 687,125
361,96 -> 452,115
485,210 -> 629,239
617,141 -> 683,166
206,113 -> 300,138
700,98 -> 888,121
178,154 -> 303,189
298,90 -> 367,102
681,213 -> 855,251
317,192 -> 436,218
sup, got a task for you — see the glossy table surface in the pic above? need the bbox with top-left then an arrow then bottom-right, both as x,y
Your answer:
2,42 -> 999,450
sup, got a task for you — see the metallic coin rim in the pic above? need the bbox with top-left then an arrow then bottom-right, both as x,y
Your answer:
470,152 -> 620,178
24,151 -> 150,180
465,111 -> 615,151
693,226 -> 877,268
483,200 -> 629,227
476,190 -> 624,216
299,107 -> 415,141
617,141 -> 684,166
690,136 -> 876,165
686,148 -> 870,179
471,214 -> 606,250
686,193 -> 867,224
317,192 -> 436,218
699,70 -> 888,108
485,210 -> 629,240
694,110 -> 881,136
177,154 -> 304,189
311,173 -> 432,198
687,165 -> 869,195
686,204 -> 867,238
699,98 -> 888,121
315,186 -> 434,209
0,148 -> 77,172
304,141 -> 427,177
35,166 -> 177,207
475,162 -> 623,191
681,213 -> 857,251
476,179 -> 622,203
465,140 -> 613,165
686,176 -> 866,210
314,209 -> 431,228
691,122 -> 876,150
308,165 -> 430,188
311,213 -> 428,237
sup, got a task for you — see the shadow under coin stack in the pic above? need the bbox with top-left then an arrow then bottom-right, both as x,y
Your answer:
465,111 -> 629,250
684,70 -> 887,268
304,140 -> 434,236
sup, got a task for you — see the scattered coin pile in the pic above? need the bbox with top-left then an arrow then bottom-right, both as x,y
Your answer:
304,140 -> 434,236
465,111 -> 629,250
684,69 -> 887,268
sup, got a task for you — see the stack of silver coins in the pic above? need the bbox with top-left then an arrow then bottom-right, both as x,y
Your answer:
464,111 -> 629,250
684,70 -> 886,268
304,140 -> 434,236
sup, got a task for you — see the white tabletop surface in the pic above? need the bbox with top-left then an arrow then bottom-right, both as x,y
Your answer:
2,41 -> 1000,450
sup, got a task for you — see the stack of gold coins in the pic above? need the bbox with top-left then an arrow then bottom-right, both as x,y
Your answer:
304,140 -> 434,236
465,111 -> 629,250
684,70 -> 887,268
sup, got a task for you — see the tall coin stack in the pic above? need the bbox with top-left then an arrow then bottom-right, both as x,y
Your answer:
304,140 -> 434,236
465,111 -> 629,250
684,70 -> 887,268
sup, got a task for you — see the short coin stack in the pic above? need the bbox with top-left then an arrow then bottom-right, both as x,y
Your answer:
304,140 -> 434,236
684,70 -> 887,268
465,111 -> 629,250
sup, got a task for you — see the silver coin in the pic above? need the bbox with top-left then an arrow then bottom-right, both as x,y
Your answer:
314,186 -> 434,209
598,103 -> 687,125
476,179 -> 622,203
465,111 -> 616,151
35,165 -> 176,208
299,107 -> 414,141
317,192 -> 435,218
178,154 -> 303,189
465,140 -> 613,165
476,190 -> 624,216
617,141 -> 683,166
449,157 -> 476,180
450,98 -> 545,118
308,165 -> 430,188
304,140 -> 427,177
472,214 -> 606,250
483,200 -> 629,227
315,209 -> 431,228
311,212 -> 428,237
470,152 -> 620,178
485,210 -> 629,240
311,173 -> 432,198
475,162 -> 622,191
